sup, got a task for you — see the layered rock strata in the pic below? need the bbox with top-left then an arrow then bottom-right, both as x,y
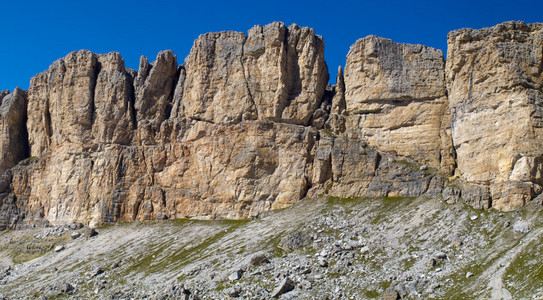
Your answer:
0,21 -> 542,228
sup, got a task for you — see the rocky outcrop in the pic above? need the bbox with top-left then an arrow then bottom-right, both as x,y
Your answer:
134,51 -> 179,144
27,50 -> 99,156
308,134 -> 440,199
2,21 -> 543,228
342,36 -> 456,175
0,88 -> 28,172
180,22 -> 328,125
446,21 -> 543,211
0,22 -> 334,227
92,52 -> 136,145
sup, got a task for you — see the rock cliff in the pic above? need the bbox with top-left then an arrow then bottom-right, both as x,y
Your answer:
446,21 -> 543,211
0,20 -> 542,228
342,36 -> 455,175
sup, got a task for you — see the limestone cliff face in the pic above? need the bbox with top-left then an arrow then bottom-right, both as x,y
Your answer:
342,36 -> 456,175
1,21 -> 542,228
180,22 -> 328,125
446,21 -> 543,211
0,88 -> 28,172
2,22 -> 334,227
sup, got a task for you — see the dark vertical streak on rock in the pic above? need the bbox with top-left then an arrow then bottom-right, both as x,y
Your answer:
90,58 -> 101,129
240,37 -> 258,120
127,70 -> 138,130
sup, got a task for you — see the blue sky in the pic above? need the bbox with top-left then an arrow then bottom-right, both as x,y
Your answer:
1,0 -> 541,91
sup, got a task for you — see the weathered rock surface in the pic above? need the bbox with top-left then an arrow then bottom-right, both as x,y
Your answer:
446,21 -> 543,211
1,21 -> 543,228
0,88 -> 28,172
308,134 -> 440,199
343,36 -> 456,174
92,52 -> 135,145
27,50 -> 99,156
134,50 -> 179,144
181,22 -> 328,125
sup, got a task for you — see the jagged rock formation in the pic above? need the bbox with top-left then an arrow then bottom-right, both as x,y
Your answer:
0,20 -> 542,228
180,22 -> 328,125
446,21 -> 543,211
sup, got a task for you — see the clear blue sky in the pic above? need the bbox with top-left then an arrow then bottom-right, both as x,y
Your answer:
1,0 -> 541,91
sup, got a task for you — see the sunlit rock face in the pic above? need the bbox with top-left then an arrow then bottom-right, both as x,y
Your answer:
343,36 -> 456,175
1,21 -> 543,228
446,21 -> 543,211
3,23 -> 331,227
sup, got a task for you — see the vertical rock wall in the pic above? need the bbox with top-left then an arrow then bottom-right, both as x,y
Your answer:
341,36 -> 456,175
446,21 -> 543,211
0,88 -> 28,172
1,21 -> 543,228
181,22 -> 329,125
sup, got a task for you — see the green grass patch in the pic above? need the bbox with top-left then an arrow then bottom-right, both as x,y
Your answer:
123,219 -> 249,275
503,238 -> 543,297
0,234 -> 71,264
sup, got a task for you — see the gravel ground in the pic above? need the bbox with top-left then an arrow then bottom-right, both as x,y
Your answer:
0,195 -> 542,299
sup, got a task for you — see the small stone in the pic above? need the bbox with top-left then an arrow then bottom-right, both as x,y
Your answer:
271,277 -> 295,298
68,222 -> 84,230
228,270 -> 242,281
85,228 -> 98,238
513,221 -> 530,234
466,272 -> 474,278
395,284 -> 407,298
420,165 -> 428,171
360,246 -> 370,254
470,215 -> 478,221
54,245 -> 65,252
299,279 -> 312,290
435,268 -> 442,272
226,286 -> 241,297
250,253 -> 270,266
70,232 -> 81,240
382,287 -> 400,300
343,244 -> 353,251
317,257 -> 328,267
504,221 -> 511,228
435,252 -> 447,260
61,282 -> 74,294
91,268 -> 104,277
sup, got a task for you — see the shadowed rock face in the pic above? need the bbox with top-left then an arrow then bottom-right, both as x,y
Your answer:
0,21 -> 542,228
446,21 -> 543,211
0,88 -> 28,172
